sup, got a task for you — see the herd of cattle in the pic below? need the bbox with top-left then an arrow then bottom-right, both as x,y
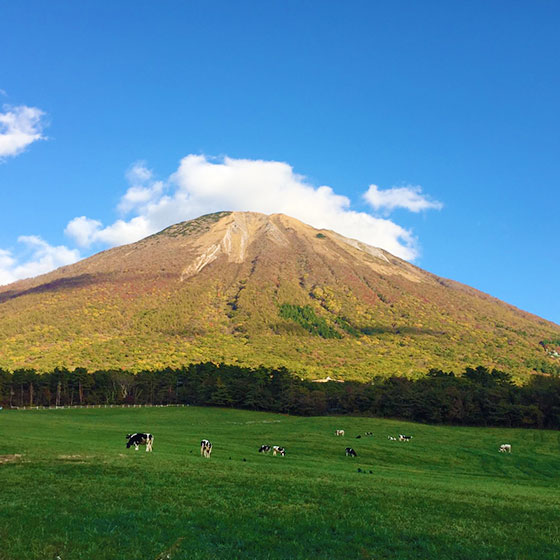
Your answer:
125,431 -> 512,457
258,444 -> 286,456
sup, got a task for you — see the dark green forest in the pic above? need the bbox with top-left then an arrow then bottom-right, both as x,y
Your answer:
1,364 -> 559,429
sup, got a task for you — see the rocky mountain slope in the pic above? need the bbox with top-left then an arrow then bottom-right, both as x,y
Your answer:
1,211 -> 558,379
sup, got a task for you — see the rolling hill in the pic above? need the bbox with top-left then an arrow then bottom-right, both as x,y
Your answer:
0,211 -> 558,379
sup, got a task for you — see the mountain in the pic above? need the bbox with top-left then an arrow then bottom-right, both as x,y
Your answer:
1,211 -> 559,379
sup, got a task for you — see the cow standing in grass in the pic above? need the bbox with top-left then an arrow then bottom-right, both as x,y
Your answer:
345,447 -> 357,457
201,439 -> 213,458
335,429 -> 345,436
259,445 -> 271,454
499,444 -> 512,453
126,433 -> 154,452
272,446 -> 285,456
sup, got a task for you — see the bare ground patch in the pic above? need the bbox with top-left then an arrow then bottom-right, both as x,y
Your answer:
0,454 -> 22,465
57,454 -> 91,463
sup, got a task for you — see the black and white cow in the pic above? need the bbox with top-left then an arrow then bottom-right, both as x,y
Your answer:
126,433 -> 154,452
258,445 -> 271,454
200,439 -> 213,458
345,447 -> 357,457
399,434 -> 412,442
272,446 -> 286,456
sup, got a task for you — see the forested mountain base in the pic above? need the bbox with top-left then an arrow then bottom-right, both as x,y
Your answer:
2,364 -> 559,429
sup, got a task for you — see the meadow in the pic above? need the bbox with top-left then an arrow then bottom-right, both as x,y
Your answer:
1,406 -> 559,559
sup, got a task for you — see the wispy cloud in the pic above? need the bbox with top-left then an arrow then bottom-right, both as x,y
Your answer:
0,104 -> 47,160
118,161 -> 164,214
364,184 -> 443,213
0,236 -> 80,286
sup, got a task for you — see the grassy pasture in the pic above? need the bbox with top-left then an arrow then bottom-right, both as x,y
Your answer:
1,407 -> 559,559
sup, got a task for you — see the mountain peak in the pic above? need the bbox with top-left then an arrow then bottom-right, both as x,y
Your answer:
0,211 -> 558,378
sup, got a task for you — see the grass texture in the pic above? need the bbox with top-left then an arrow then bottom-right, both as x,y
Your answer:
1,406 -> 559,559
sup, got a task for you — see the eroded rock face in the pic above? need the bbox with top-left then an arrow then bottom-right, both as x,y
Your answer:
180,212 -> 289,280
178,211 -> 418,282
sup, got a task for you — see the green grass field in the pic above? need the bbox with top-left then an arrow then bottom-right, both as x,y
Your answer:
1,407 -> 559,559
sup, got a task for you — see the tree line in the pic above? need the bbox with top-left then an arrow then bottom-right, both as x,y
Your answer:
1,364 -> 559,429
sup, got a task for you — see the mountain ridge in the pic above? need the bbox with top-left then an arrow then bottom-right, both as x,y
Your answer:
1,211 -> 558,379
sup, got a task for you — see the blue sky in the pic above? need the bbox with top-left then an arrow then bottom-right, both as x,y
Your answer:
1,1 -> 559,325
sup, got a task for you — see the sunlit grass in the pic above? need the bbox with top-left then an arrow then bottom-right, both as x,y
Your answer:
1,407 -> 559,559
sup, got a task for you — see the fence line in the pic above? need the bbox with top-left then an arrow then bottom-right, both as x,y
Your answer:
8,403 -> 188,411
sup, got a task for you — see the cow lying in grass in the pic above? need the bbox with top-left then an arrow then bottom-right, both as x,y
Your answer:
126,433 -> 154,452
201,439 -> 213,458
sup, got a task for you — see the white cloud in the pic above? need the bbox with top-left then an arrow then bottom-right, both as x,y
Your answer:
2,155 -> 443,284
85,216 -> 153,247
125,160 -> 153,184
117,184 -> 164,214
0,250 -> 16,285
64,216 -> 103,248
0,236 -> 80,286
65,154 -> 440,260
119,162 -> 165,214
0,154 -> 442,285
0,104 -> 47,160
364,184 -> 443,213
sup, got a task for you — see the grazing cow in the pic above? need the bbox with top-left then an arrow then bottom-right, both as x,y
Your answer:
126,433 -> 154,452
335,429 -> 345,436
200,439 -> 213,458
365,432 -> 373,437
272,446 -> 286,456
499,444 -> 512,453
345,447 -> 357,457
258,445 -> 271,454
399,434 -> 412,442
388,436 -> 397,441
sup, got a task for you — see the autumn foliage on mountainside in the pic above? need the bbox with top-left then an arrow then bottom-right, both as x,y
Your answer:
0,212 -> 559,380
